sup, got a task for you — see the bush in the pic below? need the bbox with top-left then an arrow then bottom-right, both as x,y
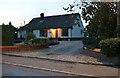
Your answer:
26,33 -> 35,41
14,42 -> 25,46
83,37 -> 100,49
2,25 -> 14,46
99,38 -> 120,57
29,37 -> 50,48
25,33 -> 35,44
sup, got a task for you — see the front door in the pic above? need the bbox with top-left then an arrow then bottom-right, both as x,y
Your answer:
55,29 -> 58,40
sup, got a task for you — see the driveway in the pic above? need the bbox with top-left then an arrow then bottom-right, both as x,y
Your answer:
36,41 -> 84,55
2,40 -> 119,65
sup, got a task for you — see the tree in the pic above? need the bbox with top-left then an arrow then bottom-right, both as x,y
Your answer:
117,1 -> 120,37
2,24 -> 14,46
88,2 -> 117,39
64,0 -> 118,40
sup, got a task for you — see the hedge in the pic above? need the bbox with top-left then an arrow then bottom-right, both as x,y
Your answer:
83,37 -> 101,49
2,25 -> 14,46
99,38 -> 120,57
26,33 -> 35,41
29,37 -> 50,48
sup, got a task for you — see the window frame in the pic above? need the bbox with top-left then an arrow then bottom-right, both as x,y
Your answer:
62,28 -> 68,36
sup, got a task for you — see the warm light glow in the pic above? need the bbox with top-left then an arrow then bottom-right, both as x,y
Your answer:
50,28 -> 62,38
50,29 -> 56,38
57,28 -> 62,31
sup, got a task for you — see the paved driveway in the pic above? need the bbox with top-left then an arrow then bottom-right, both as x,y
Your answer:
37,41 -> 84,55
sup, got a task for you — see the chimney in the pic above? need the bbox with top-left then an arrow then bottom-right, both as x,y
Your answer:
9,21 -> 12,25
40,13 -> 44,18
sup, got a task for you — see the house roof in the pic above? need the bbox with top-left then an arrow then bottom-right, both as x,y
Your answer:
20,13 -> 80,30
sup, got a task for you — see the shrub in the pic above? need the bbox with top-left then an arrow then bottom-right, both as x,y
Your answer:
2,25 -> 14,46
83,37 -> 100,49
99,38 -> 120,57
14,42 -> 25,46
26,33 -> 35,40
29,37 -> 50,48
25,33 -> 35,44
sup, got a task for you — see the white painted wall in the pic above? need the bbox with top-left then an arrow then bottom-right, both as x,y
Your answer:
47,29 -> 52,38
60,16 -> 84,38
71,25 -> 82,38
58,28 -> 62,38
17,30 -> 26,38
68,28 -> 71,37
71,16 -> 84,38
33,30 -> 40,38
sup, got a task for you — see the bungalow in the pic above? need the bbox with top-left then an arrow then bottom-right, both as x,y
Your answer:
18,13 -> 84,40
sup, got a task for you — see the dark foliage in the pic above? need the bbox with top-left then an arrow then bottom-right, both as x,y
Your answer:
83,37 -> 100,49
99,38 -> 120,57
29,37 -> 50,48
64,1 -> 119,48
2,24 -> 15,46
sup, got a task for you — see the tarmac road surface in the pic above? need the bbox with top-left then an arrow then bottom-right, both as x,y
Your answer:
2,64 -> 72,76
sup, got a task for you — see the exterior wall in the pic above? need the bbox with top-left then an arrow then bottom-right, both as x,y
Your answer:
17,30 -> 26,38
33,30 -> 40,38
47,24 -> 84,39
68,28 -> 71,37
71,25 -> 84,38
60,16 -> 84,38
71,16 -> 84,38
58,28 -> 62,38
47,29 -> 51,38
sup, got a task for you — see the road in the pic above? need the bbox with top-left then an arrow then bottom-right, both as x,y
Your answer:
3,55 -> 119,77
2,64 -> 72,76
2,64 -> 119,78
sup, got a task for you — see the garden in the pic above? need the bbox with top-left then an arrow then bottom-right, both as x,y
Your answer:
83,37 -> 120,57
1,32 -> 58,52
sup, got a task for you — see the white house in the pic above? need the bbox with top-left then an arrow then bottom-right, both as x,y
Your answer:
18,13 -> 84,40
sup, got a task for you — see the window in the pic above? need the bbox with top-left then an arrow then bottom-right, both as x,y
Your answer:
40,29 -> 47,37
62,28 -> 68,36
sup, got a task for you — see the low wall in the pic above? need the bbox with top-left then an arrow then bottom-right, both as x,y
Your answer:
0,46 -> 34,52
